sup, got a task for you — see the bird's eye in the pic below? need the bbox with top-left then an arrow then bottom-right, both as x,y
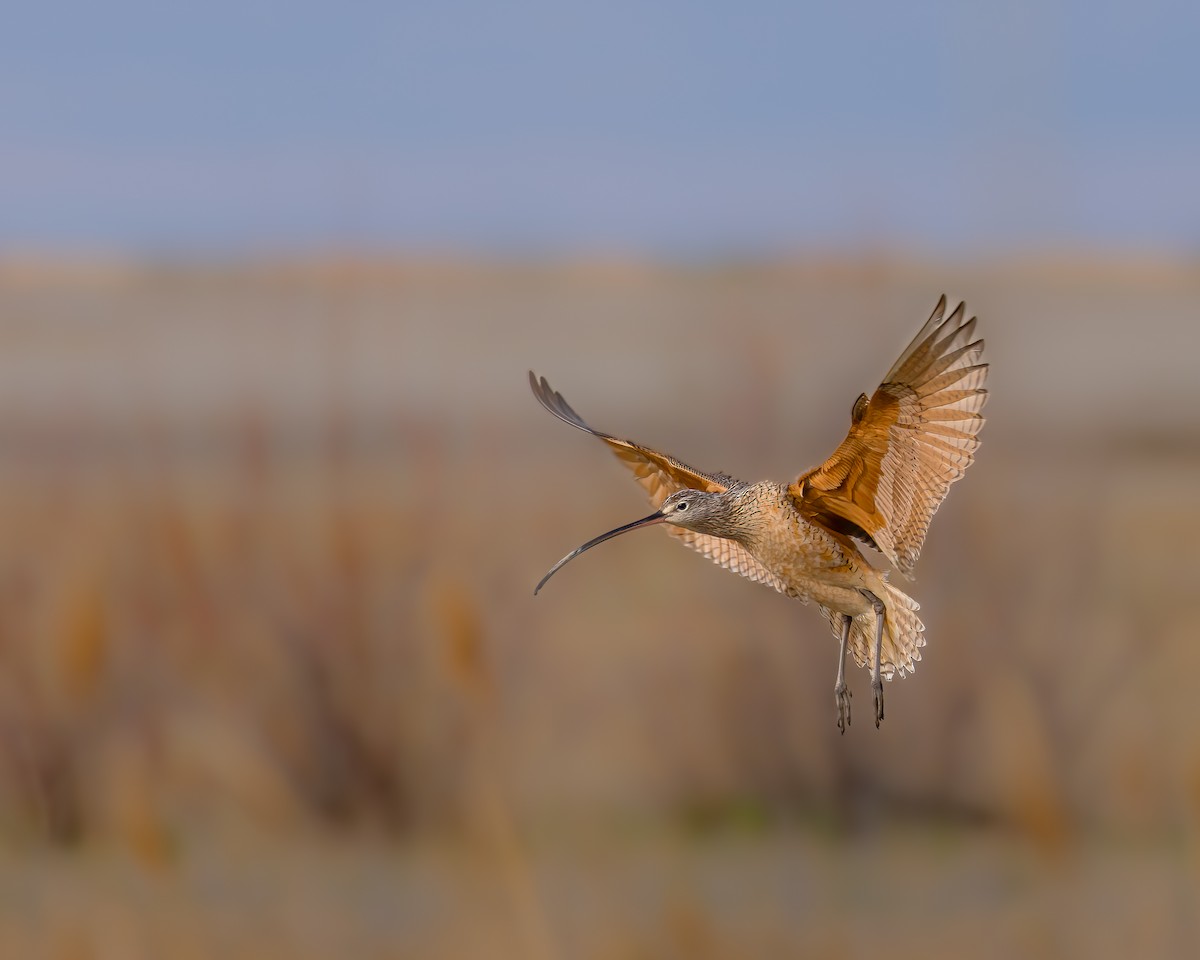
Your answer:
676,501 -> 688,511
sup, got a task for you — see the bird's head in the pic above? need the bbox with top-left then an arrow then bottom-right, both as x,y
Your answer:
657,488 -> 732,533
534,487 -> 738,595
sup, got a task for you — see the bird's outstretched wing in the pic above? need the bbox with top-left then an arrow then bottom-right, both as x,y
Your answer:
530,372 -> 791,595
530,372 -> 737,503
789,296 -> 988,576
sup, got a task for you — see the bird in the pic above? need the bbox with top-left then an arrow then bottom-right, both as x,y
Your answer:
531,296 -> 987,731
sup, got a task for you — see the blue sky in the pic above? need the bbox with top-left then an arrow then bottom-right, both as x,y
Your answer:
3,1 -> 1198,255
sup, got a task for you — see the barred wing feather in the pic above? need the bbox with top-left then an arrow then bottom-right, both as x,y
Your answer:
530,372 -> 789,593
790,296 -> 988,575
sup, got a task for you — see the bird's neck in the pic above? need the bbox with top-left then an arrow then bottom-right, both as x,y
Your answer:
715,482 -> 788,548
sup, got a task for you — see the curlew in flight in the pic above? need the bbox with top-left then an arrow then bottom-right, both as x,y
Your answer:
531,296 -> 988,731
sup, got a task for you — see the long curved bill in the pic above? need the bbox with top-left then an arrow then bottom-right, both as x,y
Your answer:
535,510 -> 667,595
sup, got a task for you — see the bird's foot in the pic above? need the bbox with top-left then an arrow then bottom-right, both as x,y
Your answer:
834,683 -> 852,735
872,677 -> 884,728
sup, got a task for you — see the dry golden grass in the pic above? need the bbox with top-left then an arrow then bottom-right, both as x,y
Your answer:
0,257 -> 1196,955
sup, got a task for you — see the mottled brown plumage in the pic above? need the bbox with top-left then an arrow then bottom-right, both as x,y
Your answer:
532,296 -> 988,731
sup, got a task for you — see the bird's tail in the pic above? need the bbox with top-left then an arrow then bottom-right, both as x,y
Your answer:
826,579 -> 926,679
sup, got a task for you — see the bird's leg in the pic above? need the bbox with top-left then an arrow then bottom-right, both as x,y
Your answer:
834,614 -> 852,734
861,590 -> 887,728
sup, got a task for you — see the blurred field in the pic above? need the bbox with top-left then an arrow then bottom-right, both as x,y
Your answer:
0,256 -> 1197,957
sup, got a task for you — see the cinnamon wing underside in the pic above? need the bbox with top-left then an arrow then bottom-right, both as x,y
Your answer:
789,297 -> 988,575
530,372 -> 789,594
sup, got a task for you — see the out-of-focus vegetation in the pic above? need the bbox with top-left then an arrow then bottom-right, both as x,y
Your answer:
0,257 -> 1197,957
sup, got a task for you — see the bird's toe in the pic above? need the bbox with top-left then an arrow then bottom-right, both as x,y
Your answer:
834,683 -> 852,734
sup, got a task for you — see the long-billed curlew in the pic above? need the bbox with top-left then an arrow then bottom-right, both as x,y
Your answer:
531,296 -> 987,731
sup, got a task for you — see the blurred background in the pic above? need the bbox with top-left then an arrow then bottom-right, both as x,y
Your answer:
2,2 -> 1199,957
